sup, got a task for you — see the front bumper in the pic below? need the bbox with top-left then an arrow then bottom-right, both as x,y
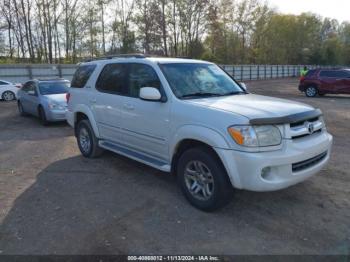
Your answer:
298,84 -> 305,92
46,109 -> 67,122
216,132 -> 333,192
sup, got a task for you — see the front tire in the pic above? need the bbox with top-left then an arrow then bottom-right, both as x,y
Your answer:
18,101 -> 27,116
38,106 -> 49,126
305,86 -> 318,97
2,91 -> 16,101
76,120 -> 104,158
177,147 -> 234,212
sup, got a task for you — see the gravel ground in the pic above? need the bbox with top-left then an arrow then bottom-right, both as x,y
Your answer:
0,78 -> 349,255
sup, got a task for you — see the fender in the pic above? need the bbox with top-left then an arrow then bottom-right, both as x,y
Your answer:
170,124 -> 241,187
73,104 -> 100,137
169,124 -> 231,156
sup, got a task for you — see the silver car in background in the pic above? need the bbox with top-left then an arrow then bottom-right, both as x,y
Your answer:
17,78 -> 69,125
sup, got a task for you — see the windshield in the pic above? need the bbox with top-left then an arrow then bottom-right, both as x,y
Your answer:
160,63 -> 244,99
39,82 -> 69,95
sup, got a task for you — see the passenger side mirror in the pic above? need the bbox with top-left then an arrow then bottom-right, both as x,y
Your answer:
139,87 -> 162,101
240,82 -> 247,91
27,90 -> 36,96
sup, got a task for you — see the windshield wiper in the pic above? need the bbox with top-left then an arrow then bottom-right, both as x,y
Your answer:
220,91 -> 245,96
180,92 -> 223,98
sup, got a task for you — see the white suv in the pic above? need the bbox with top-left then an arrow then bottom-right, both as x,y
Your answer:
66,55 -> 333,211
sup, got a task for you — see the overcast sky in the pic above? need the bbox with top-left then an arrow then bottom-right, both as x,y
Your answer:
268,0 -> 349,23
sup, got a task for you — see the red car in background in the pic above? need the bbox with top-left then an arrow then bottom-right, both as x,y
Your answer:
299,68 -> 350,97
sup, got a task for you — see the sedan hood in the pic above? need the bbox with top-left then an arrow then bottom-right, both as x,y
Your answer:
44,93 -> 67,105
187,94 -> 314,120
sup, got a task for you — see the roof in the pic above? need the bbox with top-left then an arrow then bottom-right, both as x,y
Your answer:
81,54 -> 211,65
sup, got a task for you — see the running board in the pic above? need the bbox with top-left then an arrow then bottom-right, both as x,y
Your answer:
99,140 -> 171,172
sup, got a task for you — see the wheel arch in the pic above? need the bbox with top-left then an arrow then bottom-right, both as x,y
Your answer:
72,105 -> 100,138
170,125 -> 231,174
171,139 -> 225,175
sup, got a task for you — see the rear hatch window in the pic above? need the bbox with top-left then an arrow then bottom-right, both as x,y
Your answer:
71,64 -> 96,88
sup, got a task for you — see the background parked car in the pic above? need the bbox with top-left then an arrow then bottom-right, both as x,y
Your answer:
0,80 -> 21,101
299,68 -> 350,97
17,78 -> 70,125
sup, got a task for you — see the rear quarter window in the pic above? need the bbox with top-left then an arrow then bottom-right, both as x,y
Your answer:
71,64 -> 96,88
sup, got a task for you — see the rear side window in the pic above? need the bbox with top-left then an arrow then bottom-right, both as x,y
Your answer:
96,63 -> 128,95
71,64 -> 96,88
320,70 -> 348,78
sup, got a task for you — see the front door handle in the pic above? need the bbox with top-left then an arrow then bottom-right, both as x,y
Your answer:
123,103 -> 134,110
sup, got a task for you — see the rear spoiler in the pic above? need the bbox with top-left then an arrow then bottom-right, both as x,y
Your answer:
249,109 -> 322,125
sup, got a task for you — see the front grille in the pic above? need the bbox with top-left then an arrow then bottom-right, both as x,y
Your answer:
292,151 -> 328,172
290,117 -> 323,139
290,117 -> 319,128
292,129 -> 322,139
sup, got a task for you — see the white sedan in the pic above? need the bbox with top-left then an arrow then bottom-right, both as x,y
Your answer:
0,80 -> 20,101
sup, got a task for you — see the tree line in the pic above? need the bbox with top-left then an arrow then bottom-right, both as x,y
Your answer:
0,0 -> 349,65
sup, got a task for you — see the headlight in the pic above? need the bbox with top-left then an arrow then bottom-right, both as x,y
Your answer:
48,103 -> 65,110
319,116 -> 326,130
228,125 -> 282,147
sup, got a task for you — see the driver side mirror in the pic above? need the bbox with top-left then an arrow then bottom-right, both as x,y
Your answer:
139,87 -> 162,101
240,82 -> 247,91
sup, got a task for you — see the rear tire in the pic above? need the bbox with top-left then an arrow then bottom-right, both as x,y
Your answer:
177,147 -> 234,212
76,119 -> 104,158
2,91 -> 16,101
305,86 -> 318,97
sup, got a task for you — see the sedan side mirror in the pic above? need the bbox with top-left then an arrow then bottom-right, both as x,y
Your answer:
139,87 -> 162,101
240,82 -> 247,91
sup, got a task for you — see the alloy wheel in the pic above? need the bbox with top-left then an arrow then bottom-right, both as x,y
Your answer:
306,87 -> 317,97
79,127 -> 91,154
184,160 -> 215,201
3,91 -> 15,101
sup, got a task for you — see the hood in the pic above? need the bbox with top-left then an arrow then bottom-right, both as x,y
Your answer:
44,93 -> 67,105
186,94 -> 314,120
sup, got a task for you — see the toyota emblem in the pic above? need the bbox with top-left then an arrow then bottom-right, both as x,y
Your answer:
307,122 -> 315,134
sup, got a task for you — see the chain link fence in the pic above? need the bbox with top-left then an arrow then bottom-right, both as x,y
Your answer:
0,64 -> 333,84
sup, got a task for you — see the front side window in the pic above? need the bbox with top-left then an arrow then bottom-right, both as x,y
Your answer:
71,64 -> 96,88
128,64 -> 161,97
96,63 -> 128,95
160,63 -> 244,99
39,82 -> 69,95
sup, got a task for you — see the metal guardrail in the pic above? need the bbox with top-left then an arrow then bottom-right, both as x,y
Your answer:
0,64 -> 332,83
221,64 -> 328,81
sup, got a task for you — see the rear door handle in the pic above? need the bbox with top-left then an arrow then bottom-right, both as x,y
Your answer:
123,103 -> 134,110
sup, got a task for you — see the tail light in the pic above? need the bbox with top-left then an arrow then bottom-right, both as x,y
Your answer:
300,76 -> 305,82
66,93 -> 71,103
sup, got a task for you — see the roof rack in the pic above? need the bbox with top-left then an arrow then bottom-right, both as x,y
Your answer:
84,53 -> 147,62
36,77 -> 68,82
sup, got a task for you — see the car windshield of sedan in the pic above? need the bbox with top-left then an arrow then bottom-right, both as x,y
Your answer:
160,63 -> 245,99
39,82 -> 69,95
